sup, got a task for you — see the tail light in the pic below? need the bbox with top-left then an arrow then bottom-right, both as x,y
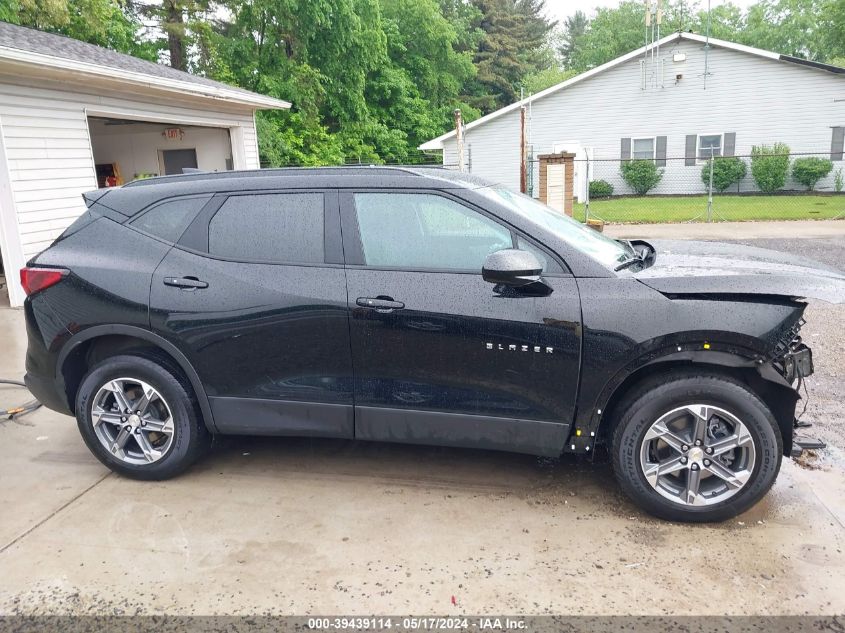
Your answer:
20,267 -> 68,296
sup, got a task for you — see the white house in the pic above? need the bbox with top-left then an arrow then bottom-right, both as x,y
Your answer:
421,32 -> 845,202
0,22 -> 290,307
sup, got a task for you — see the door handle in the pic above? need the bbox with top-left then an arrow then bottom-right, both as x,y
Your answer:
356,296 -> 405,312
163,276 -> 208,289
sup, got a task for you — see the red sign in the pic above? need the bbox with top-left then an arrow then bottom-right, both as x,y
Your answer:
163,127 -> 184,140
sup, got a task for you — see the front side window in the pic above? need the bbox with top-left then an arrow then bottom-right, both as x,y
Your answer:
354,193 -> 513,271
632,137 -> 655,160
698,134 -> 722,160
208,193 -> 324,264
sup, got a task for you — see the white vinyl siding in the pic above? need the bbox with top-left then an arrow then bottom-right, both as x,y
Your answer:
0,72 -> 263,306
439,39 -> 844,197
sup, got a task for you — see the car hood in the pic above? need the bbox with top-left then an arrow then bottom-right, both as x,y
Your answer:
634,240 -> 845,304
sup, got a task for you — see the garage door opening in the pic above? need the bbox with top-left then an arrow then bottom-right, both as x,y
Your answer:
87,117 -> 234,186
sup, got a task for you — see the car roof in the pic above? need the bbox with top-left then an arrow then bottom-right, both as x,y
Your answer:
97,166 -> 494,216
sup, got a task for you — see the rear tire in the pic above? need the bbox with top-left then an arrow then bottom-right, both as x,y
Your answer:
611,370 -> 783,522
75,355 -> 210,480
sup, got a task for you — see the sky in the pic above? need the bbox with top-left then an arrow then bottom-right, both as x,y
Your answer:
544,0 -> 759,25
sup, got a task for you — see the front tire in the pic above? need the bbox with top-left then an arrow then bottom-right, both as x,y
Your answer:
75,355 -> 210,480
611,371 -> 783,522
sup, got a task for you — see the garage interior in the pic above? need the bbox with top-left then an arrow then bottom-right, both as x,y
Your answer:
87,117 -> 235,186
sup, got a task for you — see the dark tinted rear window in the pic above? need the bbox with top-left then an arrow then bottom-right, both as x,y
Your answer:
131,196 -> 210,242
208,193 -> 324,264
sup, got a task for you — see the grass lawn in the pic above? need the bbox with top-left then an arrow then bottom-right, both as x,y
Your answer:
573,194 -> 845,223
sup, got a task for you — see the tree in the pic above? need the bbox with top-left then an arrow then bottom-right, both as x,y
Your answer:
692,2 -> 745,40
741,0 -> 830,61
376,0 -> 477,143
558,10 -> 588,69
522,67 -> 575,93
2,0 -> 155,60
465,0 -> 556,111
563,1 -> 680,72
828,0 -> 845,61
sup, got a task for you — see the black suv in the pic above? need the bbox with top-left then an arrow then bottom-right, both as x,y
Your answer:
23,167 -> 843,522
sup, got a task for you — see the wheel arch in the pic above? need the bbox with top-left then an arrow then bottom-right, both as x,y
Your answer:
591,351 -> 798,457
57,325 -> 218,433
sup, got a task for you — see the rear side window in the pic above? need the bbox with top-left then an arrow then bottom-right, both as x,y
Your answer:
132,196 -> 209,242
208,193 -> 324,264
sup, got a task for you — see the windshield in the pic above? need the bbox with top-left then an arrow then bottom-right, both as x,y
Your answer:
476,186 -> 630,270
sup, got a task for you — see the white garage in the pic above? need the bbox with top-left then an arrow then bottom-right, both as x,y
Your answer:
0,21 -> 290,307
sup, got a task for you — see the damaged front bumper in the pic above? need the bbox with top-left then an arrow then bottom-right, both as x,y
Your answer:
771,327 -> 827,458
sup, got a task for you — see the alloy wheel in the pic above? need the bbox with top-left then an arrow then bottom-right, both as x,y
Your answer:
639,404 -> 756,506
91,377 -> 175,465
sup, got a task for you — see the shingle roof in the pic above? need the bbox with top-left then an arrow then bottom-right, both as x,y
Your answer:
0,20 -> 289,109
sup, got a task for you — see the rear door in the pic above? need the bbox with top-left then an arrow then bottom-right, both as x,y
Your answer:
149,189 -> 354,437
340,189 -> 582,456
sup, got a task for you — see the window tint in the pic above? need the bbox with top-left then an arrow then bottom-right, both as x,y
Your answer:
131,196 -> 209,242
354,193 -> 513,271
208,193 -> 324,263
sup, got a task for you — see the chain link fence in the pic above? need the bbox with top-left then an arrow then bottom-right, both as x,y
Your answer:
525,151 -> 845,224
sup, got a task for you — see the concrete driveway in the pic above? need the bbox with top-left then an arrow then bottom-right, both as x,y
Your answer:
1,233 -> 844,616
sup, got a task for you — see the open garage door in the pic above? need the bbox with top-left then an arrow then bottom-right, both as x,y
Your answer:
87,117 -> 234,185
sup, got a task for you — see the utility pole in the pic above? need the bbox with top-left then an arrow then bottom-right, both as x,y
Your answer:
454,109 -> 465,172
519,105 -> 527,194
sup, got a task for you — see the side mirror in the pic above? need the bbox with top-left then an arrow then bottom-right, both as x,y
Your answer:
482,249 -> 543,287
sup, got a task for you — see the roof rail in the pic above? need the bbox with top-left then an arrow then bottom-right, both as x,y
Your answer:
123,165 -> 434,187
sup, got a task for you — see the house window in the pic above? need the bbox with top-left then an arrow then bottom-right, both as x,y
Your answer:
632,137 -> 655,160
698,134 -> 722,160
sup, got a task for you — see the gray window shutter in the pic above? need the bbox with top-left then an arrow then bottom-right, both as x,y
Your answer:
621,137 -> 631,161
723,132 -> 736,157
685,135 -> 697,165
655,136 -> 667,166
831,127 -> 844,161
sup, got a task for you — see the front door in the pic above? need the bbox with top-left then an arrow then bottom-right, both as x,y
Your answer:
340,190 -> 582,455
150,189 -> 354,437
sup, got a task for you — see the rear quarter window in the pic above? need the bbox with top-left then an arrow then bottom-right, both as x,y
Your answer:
131,196 -> 211,243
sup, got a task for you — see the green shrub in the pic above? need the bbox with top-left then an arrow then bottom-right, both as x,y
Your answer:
620,159 -> 663,195
589,179 -> 614,198
835,168 -> 844,193
700,157 -> 747,192
750,143 -> 790,192
791,157 -> 833,191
